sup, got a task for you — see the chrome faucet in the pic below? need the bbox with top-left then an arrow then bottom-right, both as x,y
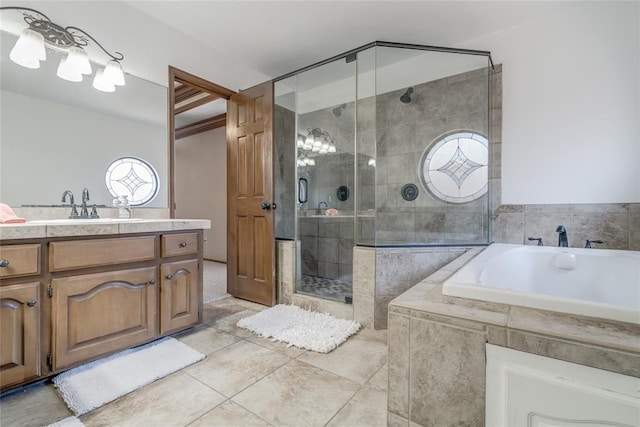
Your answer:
527,237 -> 544,246
556,225 -> 568,247
80,188 -> 90,218
61,190 -> 79,219
316,201 -> 328,215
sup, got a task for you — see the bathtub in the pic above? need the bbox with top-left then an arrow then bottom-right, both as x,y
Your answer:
443,243 -> 640,325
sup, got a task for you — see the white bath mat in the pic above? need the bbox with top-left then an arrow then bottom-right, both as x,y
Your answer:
236,304 -> 361,353
52,337 -> 204,416
47,416 -> 85,427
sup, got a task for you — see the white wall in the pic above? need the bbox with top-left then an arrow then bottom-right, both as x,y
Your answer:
0,90 -> 167,207
175,127 -> 227,262
460,1 -> 639,204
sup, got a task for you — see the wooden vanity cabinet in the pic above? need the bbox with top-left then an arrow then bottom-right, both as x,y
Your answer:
0,229 -> 203,390
51,266 -> 158,370
0,244 -> 43,389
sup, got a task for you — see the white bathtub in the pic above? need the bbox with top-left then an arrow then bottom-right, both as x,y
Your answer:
443,243 -> 640,325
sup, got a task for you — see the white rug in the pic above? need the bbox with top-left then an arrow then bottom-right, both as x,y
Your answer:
236,304 -> 361,353
47,416 -> 85,427
53,337 -> 204,416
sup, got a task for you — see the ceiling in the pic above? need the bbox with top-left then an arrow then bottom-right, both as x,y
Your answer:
125,1 -> 577,79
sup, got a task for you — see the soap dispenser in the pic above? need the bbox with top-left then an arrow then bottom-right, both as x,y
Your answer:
118,195 -> 131,218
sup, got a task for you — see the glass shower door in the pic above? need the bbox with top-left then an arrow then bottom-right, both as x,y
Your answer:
295,55 -> 356,303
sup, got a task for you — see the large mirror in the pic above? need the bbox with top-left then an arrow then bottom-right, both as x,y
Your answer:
0,32 -> 168,208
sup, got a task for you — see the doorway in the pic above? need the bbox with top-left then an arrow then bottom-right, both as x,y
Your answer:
169,67 -> 235,263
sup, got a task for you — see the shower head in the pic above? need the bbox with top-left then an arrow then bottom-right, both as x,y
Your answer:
400,87 -> 413,104
332,103 -> 347,117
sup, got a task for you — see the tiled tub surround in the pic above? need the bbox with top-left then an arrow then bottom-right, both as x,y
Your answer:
387,249 -> 640,426
492,203 -> 640,251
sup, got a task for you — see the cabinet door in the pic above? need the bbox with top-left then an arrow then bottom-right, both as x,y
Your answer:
52,267 -> 157,370
160,260 -> 199,335
0,282 -> 40,388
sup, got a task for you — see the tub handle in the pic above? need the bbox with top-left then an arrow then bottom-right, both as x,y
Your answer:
585,239 -> 604,249
527,237 -> 543,246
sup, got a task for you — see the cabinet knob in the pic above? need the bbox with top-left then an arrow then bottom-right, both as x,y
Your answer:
0,259 -> 9,267
27,300 -> 37,307
148,279 -> 156,285
179,242 -> 187,248
166,273 -> 173,280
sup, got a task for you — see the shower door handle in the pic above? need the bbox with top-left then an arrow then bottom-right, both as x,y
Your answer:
261,202 -> 275,210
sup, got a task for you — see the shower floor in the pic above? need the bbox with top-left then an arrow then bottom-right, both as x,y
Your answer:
298,275 -> 352,304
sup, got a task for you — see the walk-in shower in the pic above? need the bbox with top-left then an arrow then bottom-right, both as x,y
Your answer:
274,41 -> 493,305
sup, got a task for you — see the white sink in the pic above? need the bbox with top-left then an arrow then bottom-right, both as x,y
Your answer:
28,218 -> 145,224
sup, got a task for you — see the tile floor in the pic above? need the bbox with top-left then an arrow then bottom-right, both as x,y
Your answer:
0,297 -> 389,427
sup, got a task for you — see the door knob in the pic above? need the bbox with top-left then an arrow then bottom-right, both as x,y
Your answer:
261,202 -> 271,210
148,279 -> 156,285
0,259 -> 9,267
27,300 -> 37,307
166,273 -> 173,280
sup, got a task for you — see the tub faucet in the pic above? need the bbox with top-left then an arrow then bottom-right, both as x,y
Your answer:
316,201 -> 328,215
556,225 -> 568,247
61,190 -> 79,219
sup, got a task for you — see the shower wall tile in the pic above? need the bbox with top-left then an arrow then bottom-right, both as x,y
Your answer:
385,123 -> 417,156
414,79 -> 446,118
317,237 -> 339,264
338,238 -> 355,267
386,154 -> 419,185
629,203 -> 640,214
572,203 -> 629,214
446,110 -> 487,134
317,262 -> 339,280
414,117 -> 446,152
318,220 -> 339,238
445,212 -> 484,243
490,142 -> 501,179
298,218 -> 318,237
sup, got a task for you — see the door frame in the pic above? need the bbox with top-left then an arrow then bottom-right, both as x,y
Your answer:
168,66 -> 236,217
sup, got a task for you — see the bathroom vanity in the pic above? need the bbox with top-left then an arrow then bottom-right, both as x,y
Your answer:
0,219 -> 209,391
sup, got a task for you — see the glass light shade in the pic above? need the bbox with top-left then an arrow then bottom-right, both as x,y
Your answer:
303,142 -> 313,151
9,28 -> 46,69
65,46 -> 92,75
305,133 -> 314,146
321,141 -> 329,150
56,57 -> 83,82
103,60 -> 125,86
92,68 -> 115,92
328,142 -> 337,153
308,159 -> 315,166
319,148 -> 328,154
302,157 -> 310,165
368,158 -> 376,166
296,135 -> 304,148
312,138 -> 322,148
311,145 -> 320,153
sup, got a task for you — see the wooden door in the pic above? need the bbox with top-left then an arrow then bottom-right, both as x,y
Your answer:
227,81 -> 275,306
51,267 -> 157,370
160,259 -> 199,334
0,282 -> 40,388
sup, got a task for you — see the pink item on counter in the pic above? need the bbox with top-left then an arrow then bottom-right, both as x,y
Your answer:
325,208 -> 339,216
0,203 -> 27,223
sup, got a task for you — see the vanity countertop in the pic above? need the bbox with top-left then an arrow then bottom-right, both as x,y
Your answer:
0,218 -> 211,240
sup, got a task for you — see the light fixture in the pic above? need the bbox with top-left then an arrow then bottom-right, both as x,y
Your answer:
1,6 -> 126,91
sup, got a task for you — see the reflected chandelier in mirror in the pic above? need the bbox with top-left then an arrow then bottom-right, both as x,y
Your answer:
0,6 -> 125,92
